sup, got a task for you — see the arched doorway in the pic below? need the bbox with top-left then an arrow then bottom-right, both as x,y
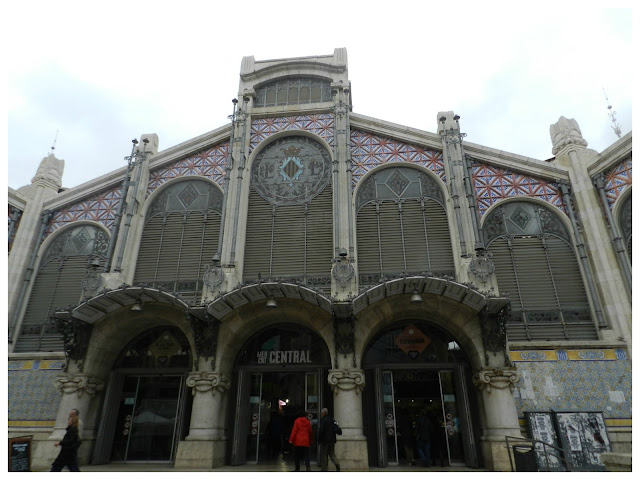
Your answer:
92,327 -> 192,464
362,321 -> 479,468
228,323 -> 332,466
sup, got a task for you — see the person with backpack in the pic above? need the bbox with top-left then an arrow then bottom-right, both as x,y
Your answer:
318,407 -> 341,472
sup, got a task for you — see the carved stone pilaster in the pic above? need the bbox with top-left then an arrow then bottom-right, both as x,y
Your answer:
328,369 -> 365,394
186,371 -> 231,395
54,374 -> 104,397
472,367 -> 520,393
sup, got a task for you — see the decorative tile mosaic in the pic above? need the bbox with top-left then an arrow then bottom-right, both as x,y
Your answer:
604,158 -> 632,207
147,142 -> 229,195
471,161 -> 567,216
45,187 -> 122,239
250,114 -> 335,153
350,130 -> 445,186
511,350 -> 632,421
8,360 -> 64,423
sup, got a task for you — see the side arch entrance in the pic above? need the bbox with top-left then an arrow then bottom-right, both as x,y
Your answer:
362,320 -> 480,468
92,326 -> 192,464
228,323 -> 332,466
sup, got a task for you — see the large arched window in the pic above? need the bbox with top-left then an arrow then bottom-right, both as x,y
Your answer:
133,179 -> 222,303
243,136 -> 333,294
356,166 -> 454,286
484,201 -> 596,341
15,224 -> 109,352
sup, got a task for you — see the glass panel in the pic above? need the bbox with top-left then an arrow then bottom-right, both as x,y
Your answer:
265,88 -> 276,106
300,86 -> 310,102
310,85 -> 321,102
127,376 -> 181,461
288,87 -> 298,104
246,373 -> 263,463
110,376 -> 139,462
382,371 -> 399,464
306,372 -> 319,451
439,370 -> 464,464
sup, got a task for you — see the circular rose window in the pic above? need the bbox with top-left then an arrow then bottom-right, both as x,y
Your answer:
251,136 -> 331,205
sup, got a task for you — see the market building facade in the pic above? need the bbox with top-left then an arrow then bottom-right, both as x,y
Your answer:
8,49 -> 632,471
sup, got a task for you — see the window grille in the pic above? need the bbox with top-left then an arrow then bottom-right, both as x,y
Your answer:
254,78 -> 333,108
14,225 -> 108,352
133,180 -> 222,303
242,188 -> 333,294
355,167 -> 454,285
484,202 -> 596,341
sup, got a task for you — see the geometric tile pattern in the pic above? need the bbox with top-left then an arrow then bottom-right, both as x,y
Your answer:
8,359 -> 65,423
250,114 -> 335,153
45,187 -> 122,239
511,350 -> 632,421
471,161 -> 567,216
604,158 -> 632,207
147,142 -> 229,196
350,129 -> 445,186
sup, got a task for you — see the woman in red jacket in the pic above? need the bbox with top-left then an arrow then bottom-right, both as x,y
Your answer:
289,411 -> 313,471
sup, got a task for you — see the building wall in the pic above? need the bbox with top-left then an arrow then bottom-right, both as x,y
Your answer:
8,49 -> 632,471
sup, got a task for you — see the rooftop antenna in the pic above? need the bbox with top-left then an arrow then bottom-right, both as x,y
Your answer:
49,130 -> 59,154
603,88 -> 622,139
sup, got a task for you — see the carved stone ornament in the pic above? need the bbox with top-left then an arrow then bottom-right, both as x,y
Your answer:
54,374 -> 105,397
328,369 -> 366,394
550,116 -> 589,155
32,153 -> 65,188
186,371 -> 231,395
472,367 -> 520,393
469,255 -> 495,279
332,262 -> 355,284
203,264 -> 225,289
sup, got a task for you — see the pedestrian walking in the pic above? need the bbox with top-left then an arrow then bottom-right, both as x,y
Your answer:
50,409 -> 82,472
318,408 -> 341,471
289,410 -> 313,471
415,410 -> 435,467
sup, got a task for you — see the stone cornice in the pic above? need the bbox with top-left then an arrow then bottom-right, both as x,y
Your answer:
349,113 -> 442,150
8,188 -> 27,209
41,124 -> 232,212
587,132 -> 633,177
349,113 -> 571,182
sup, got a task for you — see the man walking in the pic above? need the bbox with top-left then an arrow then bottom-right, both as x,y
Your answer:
50,409 -> 82,472
318,407 -> 341,472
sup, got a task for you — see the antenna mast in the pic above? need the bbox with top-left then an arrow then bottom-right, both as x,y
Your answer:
49,130 -> 59,154
603,89 -> 622,139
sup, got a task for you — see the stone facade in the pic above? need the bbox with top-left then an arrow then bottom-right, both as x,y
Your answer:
8,49 -> 631,472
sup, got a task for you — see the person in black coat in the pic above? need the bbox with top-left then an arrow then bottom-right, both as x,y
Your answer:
50,409 -> 82,472
318,408 -> 341,472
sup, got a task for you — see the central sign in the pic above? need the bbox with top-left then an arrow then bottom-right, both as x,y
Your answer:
257,350 -> 312,364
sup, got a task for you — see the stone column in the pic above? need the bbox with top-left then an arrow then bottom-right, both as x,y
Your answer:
174,371 -> 231,469
328,368 -> 368,470
472,367 -> 522,471
34,373 -> 105,470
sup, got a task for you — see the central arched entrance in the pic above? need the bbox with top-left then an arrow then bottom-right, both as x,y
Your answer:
362,321 -> 479,468
228,323 -> 332,466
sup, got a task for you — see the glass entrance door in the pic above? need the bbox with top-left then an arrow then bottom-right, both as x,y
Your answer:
243,371 -> 320,464
376,368 -> 471,467
110,375 -> 184,462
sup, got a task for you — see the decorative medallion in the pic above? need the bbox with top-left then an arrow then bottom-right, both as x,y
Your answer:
251,136 -> 331,206
203,264 -> 225,289
469,255 -> 495,279
332,262 -> 355,284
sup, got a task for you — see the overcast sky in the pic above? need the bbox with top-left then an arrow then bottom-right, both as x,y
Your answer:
5,1 -> 633,191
